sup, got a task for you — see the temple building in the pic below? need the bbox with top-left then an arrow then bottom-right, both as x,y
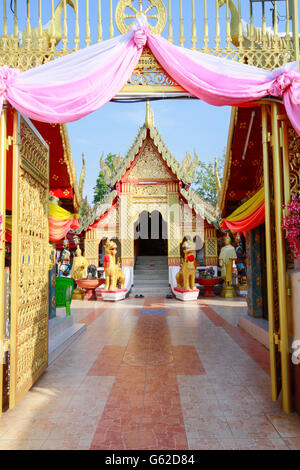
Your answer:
76,104 -> 218,293
218,102 -> 300,412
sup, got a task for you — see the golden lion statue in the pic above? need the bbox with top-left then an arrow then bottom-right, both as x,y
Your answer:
103,239 -> 125,290
176,239 -> 197,290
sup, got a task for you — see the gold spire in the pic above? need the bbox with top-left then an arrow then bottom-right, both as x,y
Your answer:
79,152 -> 85,202
215,156 -> 222,195
145,101 -> 154,129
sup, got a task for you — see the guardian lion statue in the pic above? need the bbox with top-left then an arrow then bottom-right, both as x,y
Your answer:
103,239 -> 125,290
176,239 -> 197,291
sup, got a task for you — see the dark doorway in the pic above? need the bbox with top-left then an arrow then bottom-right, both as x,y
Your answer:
134,211 -> 167,256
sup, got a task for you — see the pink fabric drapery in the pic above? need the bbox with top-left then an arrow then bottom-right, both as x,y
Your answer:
0,15 -> 299,135
49,216 -> 79,243
0,17 -> 146,122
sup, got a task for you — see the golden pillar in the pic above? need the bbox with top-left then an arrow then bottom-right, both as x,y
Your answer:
0,106 -> 7,416
84,230 -> 99,266
168,193 -> 181,266
204,227 -> 218,266
262,104 -> 279,402
271,102 -> 291,413
120,194 -> 134,266
292,0 -> 299,67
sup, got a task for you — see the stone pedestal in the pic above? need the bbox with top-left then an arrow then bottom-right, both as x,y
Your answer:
174,287 -> 199,301
75,278 -> 103,301
221,285 -> 237,298
72,287 -> 85,300
236,287 -> 248,297
98,288 -> 128,301
196,277 -> 223,298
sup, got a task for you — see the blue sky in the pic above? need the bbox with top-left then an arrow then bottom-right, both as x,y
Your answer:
2,0 -> 293,204
68,100 -> 231,204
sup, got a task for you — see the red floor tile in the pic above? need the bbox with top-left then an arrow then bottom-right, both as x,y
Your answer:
172,346 -> 206,375
88,346 -> 126,376
90,312 -> 188,450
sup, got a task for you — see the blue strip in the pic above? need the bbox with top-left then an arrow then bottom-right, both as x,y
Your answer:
140,310 -> 166,315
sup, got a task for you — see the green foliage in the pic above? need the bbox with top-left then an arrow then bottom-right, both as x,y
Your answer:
93,153 -> 116,205
193,151 -> 225,207
79,195 -> 91,218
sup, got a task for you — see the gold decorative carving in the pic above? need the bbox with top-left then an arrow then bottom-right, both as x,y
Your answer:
97,207 -> 118,228
205,239 -> 218,258
115,0 -> 167,35
133,184 -> 166,196
0,1 -> 295,74
128,140 -> 175,180
84,238 -> 99,265
19,118 -> 48,186
288,126 -> 300,196
120,195 -> 134,262
10,115 -> 49,406
121,47 -> 183,93
168,193 -> 181,260
204,227 -> 218,266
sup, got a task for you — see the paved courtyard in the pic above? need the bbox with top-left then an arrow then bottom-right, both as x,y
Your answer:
1,297 -> 300,450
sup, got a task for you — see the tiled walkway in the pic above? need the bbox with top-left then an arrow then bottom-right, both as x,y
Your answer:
1,297 -> 300,450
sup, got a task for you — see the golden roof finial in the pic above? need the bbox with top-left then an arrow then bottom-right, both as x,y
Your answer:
215,156 -> 222,196
145,101 -> 154,129
79,152 -> 85,202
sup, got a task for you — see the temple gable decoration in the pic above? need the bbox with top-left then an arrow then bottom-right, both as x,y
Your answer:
77,103 -> 218,269
126,140 -> 176,182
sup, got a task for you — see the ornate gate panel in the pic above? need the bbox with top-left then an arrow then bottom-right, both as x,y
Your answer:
262,103 -> 292,413
9,113 -> 49,409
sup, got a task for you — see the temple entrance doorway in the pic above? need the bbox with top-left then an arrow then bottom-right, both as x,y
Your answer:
134,211 -> 168,257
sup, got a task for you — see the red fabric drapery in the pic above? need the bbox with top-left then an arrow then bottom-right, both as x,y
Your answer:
49,216 -> 79,243
220,202 -> 265,233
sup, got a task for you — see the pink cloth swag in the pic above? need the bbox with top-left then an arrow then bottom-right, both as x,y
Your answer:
0,14 -> 299,135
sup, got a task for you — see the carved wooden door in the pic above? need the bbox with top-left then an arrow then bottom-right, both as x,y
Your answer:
9,113 -> 49,409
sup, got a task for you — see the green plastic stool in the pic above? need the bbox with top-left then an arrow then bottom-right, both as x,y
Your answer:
56,277 -> 74,316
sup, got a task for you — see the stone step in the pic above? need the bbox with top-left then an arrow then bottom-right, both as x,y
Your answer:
134,279 -> 169,287
134,268 -> 169,274
134,273 -> 169,280
135,263 -> 168,268
48,314 -> 74,338
48,310 -> 86,365
135,264 -> 168,269
135,257 -> 168,266
130,286 -> 172,297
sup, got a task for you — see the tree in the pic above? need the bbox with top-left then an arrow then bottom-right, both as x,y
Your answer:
93,153 -> 116,205
193,151 -> 225,207
79,195 -> 91,218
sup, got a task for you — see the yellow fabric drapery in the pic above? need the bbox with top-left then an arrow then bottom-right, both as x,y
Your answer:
5,215 -> 12,232
6,203 -> 78,231
223,187 -> 264,223
5,204 -> 79,243
49,201 -> 79,220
